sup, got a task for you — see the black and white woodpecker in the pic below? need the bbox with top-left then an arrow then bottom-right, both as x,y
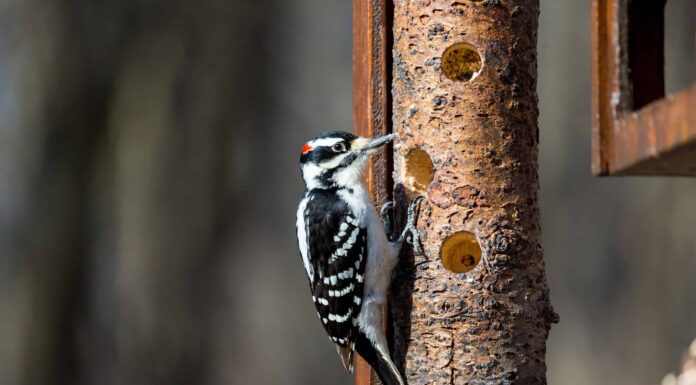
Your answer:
296,131 -> 423,385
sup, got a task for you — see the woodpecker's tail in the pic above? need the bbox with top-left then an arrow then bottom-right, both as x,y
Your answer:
336,345 -> 354,373
355,331 -> 405,385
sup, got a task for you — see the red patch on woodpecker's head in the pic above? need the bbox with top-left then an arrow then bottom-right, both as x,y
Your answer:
301,143 -> 313,154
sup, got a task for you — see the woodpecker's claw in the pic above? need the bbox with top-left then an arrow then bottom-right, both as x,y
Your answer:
398,196 -> 425,255
380,201 -> 395,241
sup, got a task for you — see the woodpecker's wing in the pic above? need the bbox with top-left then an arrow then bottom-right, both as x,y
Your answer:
301,190 -> 367,370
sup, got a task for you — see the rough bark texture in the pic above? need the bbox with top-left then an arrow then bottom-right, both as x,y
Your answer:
390,1 -> 555,384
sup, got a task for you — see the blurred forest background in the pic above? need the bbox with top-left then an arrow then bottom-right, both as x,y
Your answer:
0,1 -> 695,385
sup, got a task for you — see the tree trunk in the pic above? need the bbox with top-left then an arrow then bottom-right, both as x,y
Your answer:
389,1 -> 556,384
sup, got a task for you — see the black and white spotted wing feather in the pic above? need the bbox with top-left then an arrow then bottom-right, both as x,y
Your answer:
300,189 -> 367,369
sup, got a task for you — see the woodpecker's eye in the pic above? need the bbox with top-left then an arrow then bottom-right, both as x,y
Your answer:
332,143 -> 347,153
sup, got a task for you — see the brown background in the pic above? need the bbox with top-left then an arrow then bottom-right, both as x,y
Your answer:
0,1 -> 694,384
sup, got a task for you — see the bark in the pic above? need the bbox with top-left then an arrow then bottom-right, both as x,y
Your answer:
389,1 -> 556,384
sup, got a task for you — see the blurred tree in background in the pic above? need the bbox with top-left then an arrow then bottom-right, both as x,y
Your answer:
0,1 -> 269,384
0,1 -> 694,385
0,0 -> 336,383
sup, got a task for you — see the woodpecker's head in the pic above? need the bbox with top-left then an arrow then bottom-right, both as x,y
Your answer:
299,131 -> 397,190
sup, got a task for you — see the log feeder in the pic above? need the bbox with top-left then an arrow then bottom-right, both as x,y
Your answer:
388,1 -> 556,384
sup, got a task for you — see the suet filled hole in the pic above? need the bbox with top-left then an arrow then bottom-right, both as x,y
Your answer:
404,148 -> 434,193
441,43 -> 482,82
440,231 -> 481,274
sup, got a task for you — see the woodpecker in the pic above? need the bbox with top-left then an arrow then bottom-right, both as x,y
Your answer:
296,131 -> 423,385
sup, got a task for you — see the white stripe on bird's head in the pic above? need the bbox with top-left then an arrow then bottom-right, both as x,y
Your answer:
307,137 -> 344,148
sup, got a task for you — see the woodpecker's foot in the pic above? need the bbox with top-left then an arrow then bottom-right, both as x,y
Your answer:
380,201 -> 395,241
398,196 -> 425,255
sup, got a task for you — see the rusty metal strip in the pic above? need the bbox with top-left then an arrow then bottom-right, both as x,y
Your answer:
592,0 -> 631,175
591,0 -> 696,176
612,83 -> 696,175
353,0 -> 391,384
354,0 -> 391,203
591,0 -> 614,175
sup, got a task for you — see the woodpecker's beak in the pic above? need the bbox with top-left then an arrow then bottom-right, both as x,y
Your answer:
353,133 -> 398,153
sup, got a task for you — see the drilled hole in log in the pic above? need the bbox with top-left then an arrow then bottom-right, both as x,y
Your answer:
404,148 -> 434,192
441,42 -> 482,82
440,231 -> 481,274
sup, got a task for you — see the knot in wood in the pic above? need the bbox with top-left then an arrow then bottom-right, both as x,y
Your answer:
494,234 -> 510,253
